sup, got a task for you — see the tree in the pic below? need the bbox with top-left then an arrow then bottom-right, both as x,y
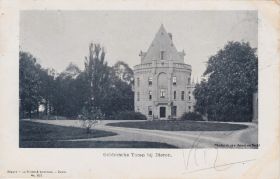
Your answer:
19,51 -> 42,118
101,61 -> 134,117
194,41 -> 258,122
84,43 -> 111,109
50,63 -> 84,118
193,79 -> 208,116
102,78 -> 134,117
38,68 -> 56,116
78,43 -> 110,131
112,61 -> 134,85
19,44 -> 136,120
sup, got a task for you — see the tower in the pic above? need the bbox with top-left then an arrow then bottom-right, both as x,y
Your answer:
133,25 -> 193,120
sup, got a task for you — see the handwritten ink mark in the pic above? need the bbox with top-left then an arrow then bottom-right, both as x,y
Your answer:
187,159 -> 256,174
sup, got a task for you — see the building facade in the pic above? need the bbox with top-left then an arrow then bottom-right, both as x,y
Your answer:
133,25 -> 195,120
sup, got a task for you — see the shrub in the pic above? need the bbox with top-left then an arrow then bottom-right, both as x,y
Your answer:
114,111 -> 147,120
40,115 -> 69,120
180,112 -> 204,121
78,106 -> 104,134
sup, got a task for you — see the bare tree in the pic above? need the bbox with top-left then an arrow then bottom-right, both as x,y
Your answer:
79,106 -> 104,134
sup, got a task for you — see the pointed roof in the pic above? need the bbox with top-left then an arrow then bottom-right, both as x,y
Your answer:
141,24 -> 184,63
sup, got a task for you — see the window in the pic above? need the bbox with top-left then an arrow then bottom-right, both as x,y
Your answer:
137,78 -> 140,87
148,77 -> 152,85
173,91 -> 176,100
137,92 -> 140,101
148,106 -> 152,116
181,91 -> 185,100
172,76 -> 177,85
137,106 -> 140,112
188,106 -> 191,110
160,89 -> 166,98
149,91 -> 152,100
188,77 -> 191,85
171,106 -> 177,117
189,96 -> 191,101
160,51 -> 164,60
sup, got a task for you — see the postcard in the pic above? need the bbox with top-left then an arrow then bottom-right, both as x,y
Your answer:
0,0 -> 279,178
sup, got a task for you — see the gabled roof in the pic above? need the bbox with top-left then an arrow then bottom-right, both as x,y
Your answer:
141,24 -> 184,63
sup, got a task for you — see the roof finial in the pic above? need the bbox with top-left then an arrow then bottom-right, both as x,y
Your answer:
159,24 -> 166,31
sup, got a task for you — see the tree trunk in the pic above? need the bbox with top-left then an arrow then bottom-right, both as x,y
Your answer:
86,127 -> 91,134
37,106 -> 39,118
28,110 -> 31,119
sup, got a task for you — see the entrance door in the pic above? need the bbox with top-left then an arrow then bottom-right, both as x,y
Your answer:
160,107 -> 166,118
171,106 -> 177,117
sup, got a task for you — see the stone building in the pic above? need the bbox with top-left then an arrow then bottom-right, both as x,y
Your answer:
133,25 -> 195,120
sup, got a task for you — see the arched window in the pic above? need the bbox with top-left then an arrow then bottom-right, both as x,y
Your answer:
158,73 -> 168,99
160,51 -> 164,60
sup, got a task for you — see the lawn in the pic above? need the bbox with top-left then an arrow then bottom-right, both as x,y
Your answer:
20,120 -> 177,148
20,140 -> 177,148
20,120 -> 117,146
106,120 -> 248,131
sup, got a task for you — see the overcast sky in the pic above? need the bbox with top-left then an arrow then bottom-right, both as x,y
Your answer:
20,11 -> 257,79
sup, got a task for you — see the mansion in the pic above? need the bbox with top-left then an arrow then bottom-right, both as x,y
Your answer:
133,25 -> 196,120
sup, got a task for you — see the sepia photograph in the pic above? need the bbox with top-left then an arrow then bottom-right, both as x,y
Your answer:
19,10 -> 258,149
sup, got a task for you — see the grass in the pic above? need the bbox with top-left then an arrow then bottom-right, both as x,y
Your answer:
19,120 -> 177,148
20,120 -> 117,143
20,140 -> 177,148
106,120 -> 248,131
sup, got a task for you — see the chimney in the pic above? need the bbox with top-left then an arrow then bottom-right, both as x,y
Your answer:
168,33 -> 172,40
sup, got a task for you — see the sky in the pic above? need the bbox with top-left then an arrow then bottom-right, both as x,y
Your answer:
20,11 -> 257,80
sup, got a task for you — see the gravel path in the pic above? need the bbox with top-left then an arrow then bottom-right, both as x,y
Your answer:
27,119 -> 258,148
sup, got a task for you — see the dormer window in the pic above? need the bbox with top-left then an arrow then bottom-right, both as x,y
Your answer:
160,51 -> 164,60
